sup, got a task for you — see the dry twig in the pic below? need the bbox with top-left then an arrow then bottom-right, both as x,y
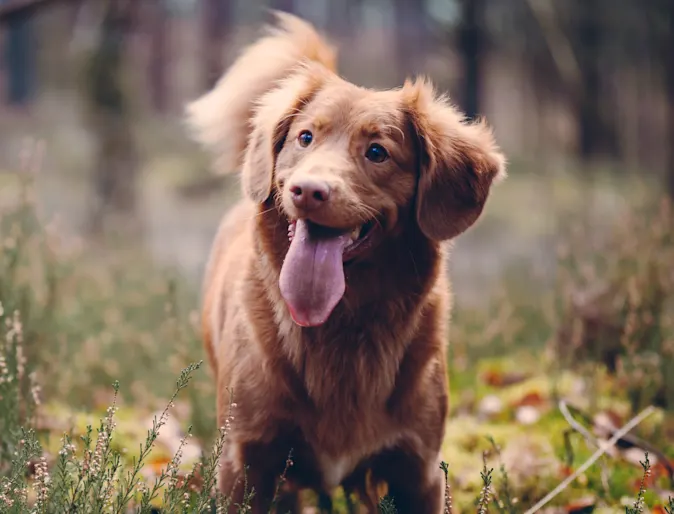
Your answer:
522,404 -> 656,514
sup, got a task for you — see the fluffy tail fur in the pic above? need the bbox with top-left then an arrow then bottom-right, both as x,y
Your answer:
185,12 -> 337,174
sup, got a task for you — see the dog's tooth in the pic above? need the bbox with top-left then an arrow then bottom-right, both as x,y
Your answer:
350,226 -> 361,241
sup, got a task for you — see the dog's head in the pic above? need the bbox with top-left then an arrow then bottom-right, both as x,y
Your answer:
187,13 -> 506,328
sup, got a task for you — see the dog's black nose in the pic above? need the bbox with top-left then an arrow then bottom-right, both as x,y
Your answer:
289,179 -> 331,211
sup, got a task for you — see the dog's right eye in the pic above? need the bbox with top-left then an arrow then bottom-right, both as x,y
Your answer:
297,130 -> 313,148
365,143 -> 388,163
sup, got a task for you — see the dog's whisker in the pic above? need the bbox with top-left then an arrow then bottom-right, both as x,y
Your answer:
247,206 -> 276,221
357,204 -> 382,222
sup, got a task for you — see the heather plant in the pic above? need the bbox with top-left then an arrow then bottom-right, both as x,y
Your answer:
0,305 -> 41,474
476,453 -> 494,514
0,143 -> 671,512
0,354 -> 249,513
664,496 -> 674,514
0,267 -> 668,514
556,198 -> 674,411
624,453 -> 651,514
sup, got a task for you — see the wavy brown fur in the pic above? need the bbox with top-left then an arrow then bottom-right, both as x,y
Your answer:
189,12 -> 505,514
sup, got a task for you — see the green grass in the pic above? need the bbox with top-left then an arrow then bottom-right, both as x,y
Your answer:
1,157 -> 673,512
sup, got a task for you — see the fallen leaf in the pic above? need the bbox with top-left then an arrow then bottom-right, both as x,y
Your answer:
481,369 -> 530,388
565,496 -> 596,514
559,464 -> 574,478
142,455 -> 171,478
511,391 -> 547,408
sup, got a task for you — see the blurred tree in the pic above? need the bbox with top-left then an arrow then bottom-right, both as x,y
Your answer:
328,0 -> 356,40
201,0 -> 231,89
148,0 -> 169,112
573,0 -> 618,160
457,0 -> 485,120
665,0 -> 674,200
393,0 -> 428,82
84,0 -> 140,236
0,0 -> 60,19
1,0 -> 37,106
270,0 -> 294,14
524,0 -> 620,161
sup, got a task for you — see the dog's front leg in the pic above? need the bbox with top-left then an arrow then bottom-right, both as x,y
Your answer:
218,441 -> 299,514
371,448 -> 444,514
218,455 -> 276,513
385,470 -> 443,514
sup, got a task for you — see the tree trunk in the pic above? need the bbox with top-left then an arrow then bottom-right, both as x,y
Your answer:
328,0 -> 353,40
574,0 -> 618,161
3,6 -> 36,106
148,0 -> 168,112
0,0 -> 57,21
458,0 -> 485,120
270,0 -> 294,14
392,0 -> 427,83
201,0 -> 230,90
576,0 -> 601,160
84,0 -> 139,236
666,1 -> 674,200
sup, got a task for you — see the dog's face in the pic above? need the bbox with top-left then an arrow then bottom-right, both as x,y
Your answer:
240,65 -> 505,327
275,83 -> 417,250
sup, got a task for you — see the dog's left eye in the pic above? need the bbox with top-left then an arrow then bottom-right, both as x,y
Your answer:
365,143 -> 388,163
298,130 -> 313,148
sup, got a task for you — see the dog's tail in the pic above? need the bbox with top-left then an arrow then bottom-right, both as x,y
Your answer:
185,12 -> 337,175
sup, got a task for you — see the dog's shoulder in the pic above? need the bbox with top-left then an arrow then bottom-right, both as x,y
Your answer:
201,199 -> 257,372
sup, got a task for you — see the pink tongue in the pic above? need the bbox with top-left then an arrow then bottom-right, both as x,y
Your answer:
279,219 -> 350,327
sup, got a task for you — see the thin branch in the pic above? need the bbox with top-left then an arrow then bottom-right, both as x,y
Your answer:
0,0 -> 59,21
524,0 -> 582,96
559,401 -> 611,494
559,401 -> 595,441
522,404 -> 656,514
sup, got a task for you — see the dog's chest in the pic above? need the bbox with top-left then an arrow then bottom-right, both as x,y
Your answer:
301,396 -> 399,491
281,321 -> 407,489
311,426 -> 397,491
317,453 -> 356,490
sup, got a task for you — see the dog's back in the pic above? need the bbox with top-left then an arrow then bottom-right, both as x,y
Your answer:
200,201 -> 255,372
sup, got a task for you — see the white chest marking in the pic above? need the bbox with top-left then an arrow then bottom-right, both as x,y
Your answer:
318,454 -> 355,491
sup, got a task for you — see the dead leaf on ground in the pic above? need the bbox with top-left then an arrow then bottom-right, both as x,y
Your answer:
565,496 -> 596,514
141,455 -> 172,479
481,369 -> 530,388
514,391 -> 547,407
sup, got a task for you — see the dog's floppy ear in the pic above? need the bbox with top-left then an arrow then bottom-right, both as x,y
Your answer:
403,78 -> 506,241
242,66 -> 327,203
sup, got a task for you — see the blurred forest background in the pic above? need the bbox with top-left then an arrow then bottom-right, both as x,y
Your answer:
1,0 -> 673,301
1,0 -> 673,512
0,0 -> 672,291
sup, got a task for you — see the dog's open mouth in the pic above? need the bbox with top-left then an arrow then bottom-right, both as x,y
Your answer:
279,218 -> 381,327
287,218 -> 380,262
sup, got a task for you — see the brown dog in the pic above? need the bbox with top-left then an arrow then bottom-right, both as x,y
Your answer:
187,12 -> 505,514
